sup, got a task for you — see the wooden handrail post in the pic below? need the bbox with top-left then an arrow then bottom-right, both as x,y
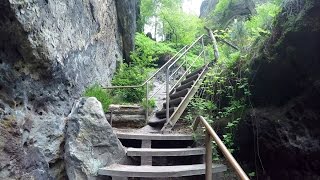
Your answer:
205,130 -> 213,180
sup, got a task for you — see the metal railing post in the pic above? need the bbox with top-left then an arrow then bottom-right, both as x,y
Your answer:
146,82 -> 149,122
205,130 -> 213,180
201,36 -> 206,64
193,116 -> 250,180
166,66 -> 170,123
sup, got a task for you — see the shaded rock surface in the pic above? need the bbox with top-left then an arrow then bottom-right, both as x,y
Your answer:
65,97 -> 126,180
200,0 -> 218,18
0,0 -> 137,179
0,114 -> 51,179
235,0 -> 320,179
116,0 -> 139,63
200,0 -> 255,27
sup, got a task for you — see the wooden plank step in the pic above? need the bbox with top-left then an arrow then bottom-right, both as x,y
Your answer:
126,147 -> 205,156
116,132 -> 194,140
163,97 -> 183,108
155,107 -> 175,118
181,73 -> 199,85
148,118 -> 166,127
175,80 -> 195,92
170,89 -> 189,99
98,164 -> 227,177
186,67 -> 204,79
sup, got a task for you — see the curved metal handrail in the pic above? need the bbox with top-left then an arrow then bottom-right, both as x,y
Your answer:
192,116 -> 249,180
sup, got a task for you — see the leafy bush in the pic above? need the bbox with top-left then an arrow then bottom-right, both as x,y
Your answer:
244,2 -> 281,39
141,98 -> 156,112
131,33 -> 177,67
84,85 -> 112,112
111,63 -> 152,103
214,0 -> 230,15
160,9 -> 204,45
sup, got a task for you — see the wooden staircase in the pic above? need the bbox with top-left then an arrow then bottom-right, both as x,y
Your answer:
98,130 -> 227,179
101,33 -> 250,180
148,65 -> 209,132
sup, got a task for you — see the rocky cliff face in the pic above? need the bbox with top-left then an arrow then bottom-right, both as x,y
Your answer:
200,0 -> 218,18
236,0 -> 320,179
0,0 -> 136,179
200,0 -> 255,27
116,0 -> 139,63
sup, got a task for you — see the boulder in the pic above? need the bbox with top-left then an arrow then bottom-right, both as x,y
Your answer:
65,97 -> 126,179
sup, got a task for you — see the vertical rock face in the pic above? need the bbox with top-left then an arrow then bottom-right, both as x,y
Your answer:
115,0 -> 139,63
0,0 -> 136,179
200,0 -> 255,27
65,97 -> 125,180
236,0 -> 320,179
200,0 -> 218,18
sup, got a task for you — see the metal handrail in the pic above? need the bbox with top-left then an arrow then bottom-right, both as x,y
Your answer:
102,45 -> 187,89
192,116 -> 249,180
103,34 -> 208,121
165,35 -> 207,122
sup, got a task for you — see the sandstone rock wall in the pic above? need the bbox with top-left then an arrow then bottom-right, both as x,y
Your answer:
200,0 -> 255,27
0,0 -> 137,179
235,0 -> 320,179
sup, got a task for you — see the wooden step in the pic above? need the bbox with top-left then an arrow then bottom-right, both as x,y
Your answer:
170,89 -> 189,99
98,164 -> 227,177
186,67 -> 204,79
163,97 -> 183,108
126,147 -> 205,156
116,132 -> 194,141
148,118 -> 166,127
175,80 -> 195,92
155,107 -> 175,119
181,73 -> 200,85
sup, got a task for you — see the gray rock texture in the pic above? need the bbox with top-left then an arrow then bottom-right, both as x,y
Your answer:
200,0 -> 218,18
116,0 -> 139,63
65,97 -> 126,180
0,114 -> 51,179
201,0 -> 255,27
0,0 -> 137,179
236,0 -> 320,179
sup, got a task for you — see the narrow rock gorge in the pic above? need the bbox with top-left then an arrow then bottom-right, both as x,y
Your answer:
0,0 -> 138,179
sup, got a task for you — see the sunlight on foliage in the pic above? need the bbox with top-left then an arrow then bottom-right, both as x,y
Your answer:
160,9 -> 204,45
131,33 -> 176,66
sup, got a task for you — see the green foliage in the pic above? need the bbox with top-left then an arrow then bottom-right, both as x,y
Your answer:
248,171 -> 256,177
131,33 -> 177,66
140,0 -> 156,29
111,63 -> 152,103
244,2 -> 281,41
84,85 -> 112,112
140,0 -> 204,45
160,9 -> 204,45
214,0 -> 230,15
141,98 -> 156,112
